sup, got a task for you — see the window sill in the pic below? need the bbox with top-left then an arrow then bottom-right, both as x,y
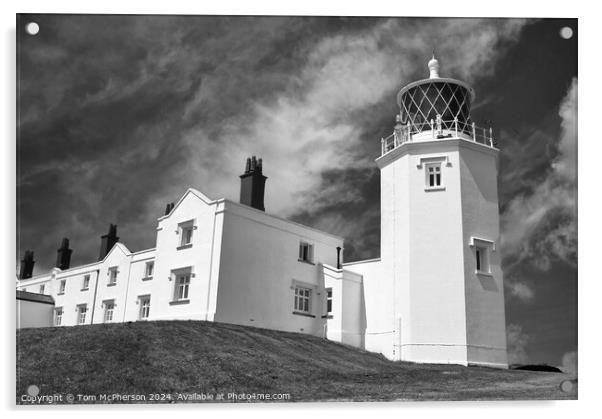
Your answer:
80,288 -> 89,291
321,314 -> 333,319
170,299 -> 190,306
177,244 -> 193,251
292,311 -> 315,318
297,259 -> 315,266
425,186 -> 446,192
107,282 -> 117,287
57,292 -> 65,296
141,276 -> 153,281
475,270 -> 493,277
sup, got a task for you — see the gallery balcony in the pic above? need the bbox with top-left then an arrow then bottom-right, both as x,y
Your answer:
381,117 -> 496,156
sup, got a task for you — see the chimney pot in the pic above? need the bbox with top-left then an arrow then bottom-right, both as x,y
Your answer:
239,156 -> 267,211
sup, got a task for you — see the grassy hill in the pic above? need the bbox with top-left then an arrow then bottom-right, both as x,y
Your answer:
16,320 -> 576,403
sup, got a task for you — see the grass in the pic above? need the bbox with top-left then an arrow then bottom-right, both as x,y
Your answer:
16,320 -> 577,403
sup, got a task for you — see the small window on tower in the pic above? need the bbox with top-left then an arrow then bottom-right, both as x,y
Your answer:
475,246 -> 490,274
470,237 -> 495,276
426,163 -> 442,188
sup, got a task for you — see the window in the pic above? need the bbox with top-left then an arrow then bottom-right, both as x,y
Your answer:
77,304 -> 87,325
103,300 -> 115,323
54,307 -> 63,326
426,163 -> 442,187
170,268 -> 192,302
58,279 -> 66,294
139,296 -> 151,320
475,246 -> 490,274
108,267 -> 118,285
39,284 -> 45,294
175,273 -> 191,300
470,237 -> 494,275
326,288 -> 333,314
82,275 -> 90,290
145,261 -> 154,278
294,286 -> 311,313
298,242 -> 314,264
178,220 -> 195,248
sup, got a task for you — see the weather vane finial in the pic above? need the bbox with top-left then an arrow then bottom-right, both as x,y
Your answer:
428,51 -> 440,79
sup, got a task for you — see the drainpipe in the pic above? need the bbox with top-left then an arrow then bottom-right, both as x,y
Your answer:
90,269 -> 100,324
122,256 -> 135,322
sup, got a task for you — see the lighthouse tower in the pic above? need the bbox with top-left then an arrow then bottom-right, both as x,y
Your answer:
352,56 -> 508,367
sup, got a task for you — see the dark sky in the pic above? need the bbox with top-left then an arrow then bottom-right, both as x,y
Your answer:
16,15 -> 577,370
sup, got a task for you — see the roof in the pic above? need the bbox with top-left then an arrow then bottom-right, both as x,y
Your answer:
16,290 -> 55,305
396,77 -> 476,107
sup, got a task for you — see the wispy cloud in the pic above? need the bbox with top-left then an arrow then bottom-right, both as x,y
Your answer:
507,282 -> 535,302
18,16 -> 526,270
501,78 -> 577,299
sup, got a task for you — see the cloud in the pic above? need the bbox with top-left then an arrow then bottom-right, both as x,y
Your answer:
560,350 -> 577,375
18,16 -> 527,270
501,78 -> 577,288
506,323 -> 530,365
177,18 -> 527,257
506,282 -> 535,302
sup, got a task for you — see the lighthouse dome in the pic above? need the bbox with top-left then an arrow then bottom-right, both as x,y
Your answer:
396,55 -> 476,136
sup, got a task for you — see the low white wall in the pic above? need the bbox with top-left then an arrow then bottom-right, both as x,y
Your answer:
343,259 -> 396,359
323,264 -> 364,348
17,298 -> 54,328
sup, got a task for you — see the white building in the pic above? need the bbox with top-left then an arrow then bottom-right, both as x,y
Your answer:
16,57 -> 508,368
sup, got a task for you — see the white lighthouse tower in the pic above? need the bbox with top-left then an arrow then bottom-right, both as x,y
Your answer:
347,56 -> 508,367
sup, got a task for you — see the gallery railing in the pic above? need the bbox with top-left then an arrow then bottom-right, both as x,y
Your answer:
381,116 -> 495,156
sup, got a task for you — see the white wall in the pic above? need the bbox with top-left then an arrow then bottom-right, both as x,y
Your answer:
214,200 -> 343,338
370,137 -> 507,367
150,189 -> 223,321
343,259 -> 396,359
459,143 -> 508,368
323,264 -> 364,348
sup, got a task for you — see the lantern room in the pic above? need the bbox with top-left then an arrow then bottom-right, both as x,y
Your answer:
382,55 -> 495,155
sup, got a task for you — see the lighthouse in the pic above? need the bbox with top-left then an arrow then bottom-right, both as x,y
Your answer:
346,55 -> 508,367
15,53 -> 507,369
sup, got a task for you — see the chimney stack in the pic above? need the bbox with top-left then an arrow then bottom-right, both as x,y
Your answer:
56,238 -> 73,270
99,224 -> 119,260
164,202 -> 175,216
19,250 -> 35,279
239,156 -> 267,211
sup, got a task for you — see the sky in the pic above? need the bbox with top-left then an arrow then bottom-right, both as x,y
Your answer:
16,15 -> 577,370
